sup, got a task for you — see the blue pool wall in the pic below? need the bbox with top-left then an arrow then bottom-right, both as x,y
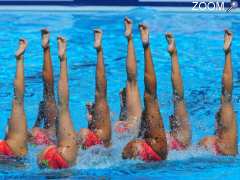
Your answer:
0,0 -> 233,7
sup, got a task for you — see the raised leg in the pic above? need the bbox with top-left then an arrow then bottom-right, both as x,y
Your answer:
124,17 -> 142,131
139,24 -> 167,159
198,30 -> 237,156
93,29 -> 111,147
55,37 -> 77,163
33,29 -> 57,130
6,39 -> 28,157
166,32 -> 191,147
215,30 -> 237,155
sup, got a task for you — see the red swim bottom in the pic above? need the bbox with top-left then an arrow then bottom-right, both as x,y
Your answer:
138,141 -> 162,161
0,140 -> 15,157
212,141 -> 220,155
32,128 -> 54,146
40,146 -> 69,169
82,130 -> 102,149
166,134 -> 186,151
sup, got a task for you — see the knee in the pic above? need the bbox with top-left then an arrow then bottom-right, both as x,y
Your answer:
43,71 -> 52,83
122,140 -> 143,159
127,73 -> 136,82
77,128 -> 90,145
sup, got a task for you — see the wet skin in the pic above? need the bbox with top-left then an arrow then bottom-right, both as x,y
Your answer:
116,17 -> 142,135
166,32 -> 191,148
78,29 -> 111,148
199,30 -> 238,156
32,29 -> 58,140
5,39 -> 28,157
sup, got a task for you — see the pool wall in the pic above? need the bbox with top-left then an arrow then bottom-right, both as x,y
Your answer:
0,0 -> 232,7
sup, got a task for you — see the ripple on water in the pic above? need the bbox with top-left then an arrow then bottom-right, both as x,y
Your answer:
0,8 -> 239,178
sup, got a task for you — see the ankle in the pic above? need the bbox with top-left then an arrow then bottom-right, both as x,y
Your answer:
16,55 -> 23,60
143,43 -> 149,49
127,34 -> 133,41
43,46 -> 50,51
96,46 -> 102,52
59,54 -> 66,60
224,49 -> 231,54
170,50 -> 177,56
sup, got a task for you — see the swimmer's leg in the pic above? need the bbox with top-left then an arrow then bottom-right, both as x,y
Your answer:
34,29 -> 57,130
140,24 -> 167,159
124,17 -> 142,131
6,39 -> 28,157
93,29 -> 111,147
56,37 -> 77,163
215,30 -> 237,155
166,32 -> 191,147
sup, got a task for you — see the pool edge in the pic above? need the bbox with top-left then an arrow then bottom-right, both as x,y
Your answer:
0,5 -> 239,13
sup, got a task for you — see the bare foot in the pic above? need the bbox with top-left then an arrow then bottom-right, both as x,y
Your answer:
139,24 -> 149,47
57,36 -> 66,59
94,29 -> 102,50
165,32 -> 177,55
224,29 -> 232,53
15,38 -> 27,58
41,28 -> 50,49
124,17 -> 132,39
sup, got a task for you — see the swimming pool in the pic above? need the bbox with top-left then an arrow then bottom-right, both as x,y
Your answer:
0,8 -> 240,179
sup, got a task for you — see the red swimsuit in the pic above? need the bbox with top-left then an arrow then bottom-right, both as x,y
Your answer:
138,141 -> 162,161
0,140 -> 15,157
82,130 -> 102,149
40,145 -> 69,169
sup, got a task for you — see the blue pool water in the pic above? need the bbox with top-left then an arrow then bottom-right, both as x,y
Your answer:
0,8 -> 240,179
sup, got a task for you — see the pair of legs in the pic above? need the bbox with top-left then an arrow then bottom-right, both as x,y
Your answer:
122,24 -> 167,161
165,33 -> 191,149
199,30 -> 237,156
78,29 -> 111,148
2,39 -> 28,157
38,37 -> 77,169
31,29 -> 58,144
115,17 -> 142,135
